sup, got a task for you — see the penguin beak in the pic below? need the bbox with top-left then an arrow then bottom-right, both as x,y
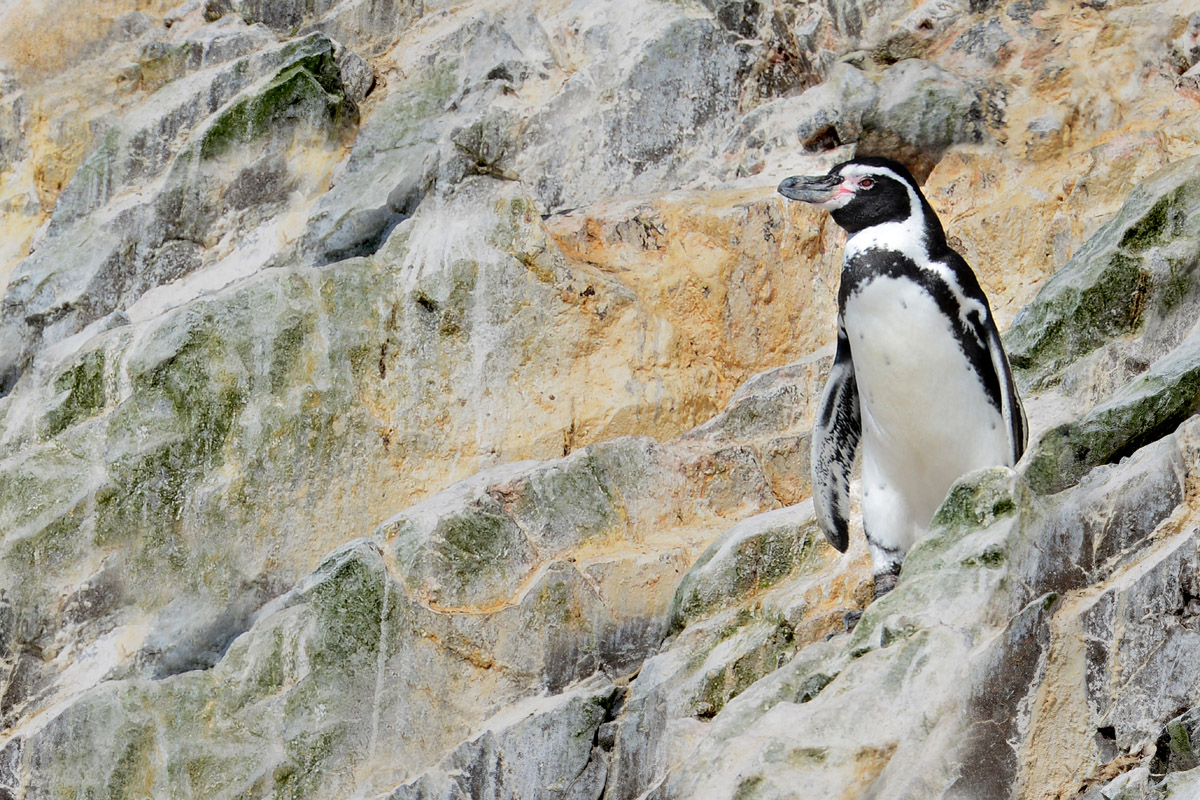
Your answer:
777,174 -> 843,204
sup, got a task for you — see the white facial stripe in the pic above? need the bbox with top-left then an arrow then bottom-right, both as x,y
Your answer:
840,164 -> 989,332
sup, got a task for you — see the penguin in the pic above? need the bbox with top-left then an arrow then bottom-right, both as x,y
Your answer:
778,157 -> 1027,599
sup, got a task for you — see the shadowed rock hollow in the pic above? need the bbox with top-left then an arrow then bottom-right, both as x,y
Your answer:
0,0 -> 1199,798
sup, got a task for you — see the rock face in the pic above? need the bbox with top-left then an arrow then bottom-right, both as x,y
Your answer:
0,0 -> 1199,798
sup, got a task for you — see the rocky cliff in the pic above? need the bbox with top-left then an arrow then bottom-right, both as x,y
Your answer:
0,0 -> 1199,797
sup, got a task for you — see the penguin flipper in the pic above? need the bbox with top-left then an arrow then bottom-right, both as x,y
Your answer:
985,323 -> 1028,464
811,323 -> 861,552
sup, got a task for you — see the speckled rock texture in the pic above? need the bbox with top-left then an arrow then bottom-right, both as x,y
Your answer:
0,0 -> 1199,798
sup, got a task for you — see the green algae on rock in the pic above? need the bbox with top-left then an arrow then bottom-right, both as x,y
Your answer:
1006,157 -> 1200,387
670,503 -> 824,632
1024,329 -> 1200,495
198,34 -> 357,160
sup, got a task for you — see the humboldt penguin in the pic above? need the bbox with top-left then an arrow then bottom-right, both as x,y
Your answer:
778,157 -> 1027,598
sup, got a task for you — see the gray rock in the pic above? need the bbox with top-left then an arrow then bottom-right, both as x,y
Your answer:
1010,431 -> 1187,603
516,14 -> 749,212
1171,12 -> 1200,72
333,39 -> 376,102
669,502 -> 823,631
136,16 -> 278,90
1158,766 -> 1200,798
604,415 -> 1200,799
230,0 -> 422,55
0,32 -> 361,393
719,62 -> 878,176
859,59 -> 989,178
1079,525 -> 1200,750
5,3 -> 1200,799
716,58 -> 992,180
382,679 -> 619,800
1151,706 -> 1200,776
0,73 -> 27,176
950,17 -> 1014,69
1023,324 -> 1200,495
1007,155 -> 1200,388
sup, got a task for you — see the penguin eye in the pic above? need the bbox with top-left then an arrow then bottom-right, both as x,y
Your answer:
859,178 -> 875,189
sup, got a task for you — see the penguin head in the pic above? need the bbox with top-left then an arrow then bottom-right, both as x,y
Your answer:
778,157 -> 942,240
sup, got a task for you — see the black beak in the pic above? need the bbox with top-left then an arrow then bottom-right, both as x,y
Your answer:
778,174 -> 842,203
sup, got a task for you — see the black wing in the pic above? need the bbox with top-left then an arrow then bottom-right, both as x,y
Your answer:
941,250 -> 1028,465
985,321 -> 1028,464
810,321 -> 861,552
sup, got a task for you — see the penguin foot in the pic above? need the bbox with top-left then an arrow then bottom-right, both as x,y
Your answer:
825,609 -> 864,639
872,571 -> 899,599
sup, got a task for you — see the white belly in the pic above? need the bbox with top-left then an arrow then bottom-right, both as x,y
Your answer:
843,276 -> 1010,535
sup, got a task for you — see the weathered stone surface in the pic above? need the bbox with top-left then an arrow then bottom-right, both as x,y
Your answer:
1007,156 -> 1200,389
382,679 -> 618,800
0,73 -> 26,177
227,0 -> 423,55
602,420 -> 1200,800
1024,328 -> 1200,495
715,56 -> 994,182
0,30 -> 362,392
2,0 -> 1200,797
858,58 -> 992,178
669,503 -> 824,630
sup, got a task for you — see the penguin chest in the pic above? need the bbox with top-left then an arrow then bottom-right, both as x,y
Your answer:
842,274 -> 1008,508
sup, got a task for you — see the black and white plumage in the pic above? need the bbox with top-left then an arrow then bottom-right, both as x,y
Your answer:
778,157 -> 1027,598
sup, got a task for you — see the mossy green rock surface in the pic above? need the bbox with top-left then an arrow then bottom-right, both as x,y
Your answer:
1007,156 -> 1200,386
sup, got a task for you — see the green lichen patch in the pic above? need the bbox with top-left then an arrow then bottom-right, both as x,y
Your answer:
387,488 -> 538,609
1156,255 -> 1200,315
436,509 -> 533,602
930,467 -> 1019,533
137,40 -> 202,89
530,563 -> 588,632
306,546 -> 388,675
104,723 -> 157,798
503,443 -> 632,553
276,728 -> 344,799
267,319 -> 311,394
1006,157 -> 1200,384
788,746 -> 830,765
94,315 -> 248,576
25,691 -> 172,800
693,614 -> 797,720
1151,707 -> 1200,776
732,774 -> 766,800
670,511 -> 824,632
41,347 -> 108,438
1119,175 -> 1199,254
313,258 -> 388,385
200,38 -> 354,160
961,545 -> 1007,570
1120,193 -> 1173,252
97,382 -> 245,547
3,499 -> 89,573
1005,250 -> 1147,381
1024,349 -> 1200,495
